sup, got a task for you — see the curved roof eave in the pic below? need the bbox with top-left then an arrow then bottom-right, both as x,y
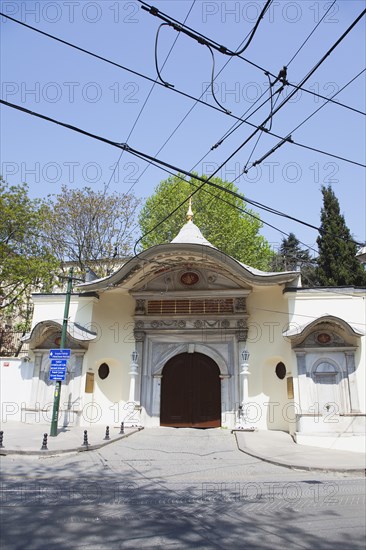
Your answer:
76,243 -> 300,292
23,320 -> 98,345
283,315 -> 365,338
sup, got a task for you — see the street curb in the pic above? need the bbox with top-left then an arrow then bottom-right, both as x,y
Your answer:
0,427 -> 144,457
233,432 -> 366,475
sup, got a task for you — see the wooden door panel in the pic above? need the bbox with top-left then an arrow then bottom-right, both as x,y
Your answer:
160,353 -> 221,428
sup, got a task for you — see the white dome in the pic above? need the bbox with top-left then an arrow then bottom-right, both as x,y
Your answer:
170,220 -> 215,247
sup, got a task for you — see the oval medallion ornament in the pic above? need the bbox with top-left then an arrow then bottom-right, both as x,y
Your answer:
317,333 -> 331,344
180,272 -> 199,286
54,336 -> 61,347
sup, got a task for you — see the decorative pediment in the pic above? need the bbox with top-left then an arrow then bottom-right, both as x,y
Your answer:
23,320 -> 97,350
283,315 -> 363,349
134,266 -> 245,293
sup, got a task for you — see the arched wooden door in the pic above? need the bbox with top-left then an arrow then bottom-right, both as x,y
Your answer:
160,352 -> 221,428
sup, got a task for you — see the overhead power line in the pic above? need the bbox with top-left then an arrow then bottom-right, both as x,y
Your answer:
1,11 -> 364,125
246,68 -> 366,172
3,11 -> 362,170
2,99 -> 364,252
138,1 -> 366,116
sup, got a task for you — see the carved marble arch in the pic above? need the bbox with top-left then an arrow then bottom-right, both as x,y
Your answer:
151,343 -> 229,378
311,357 -> 343,378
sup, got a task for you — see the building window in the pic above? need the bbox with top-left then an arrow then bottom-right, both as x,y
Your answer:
147,298 -> 234,315
98,363 -> 110,380
275,362 -> 286,380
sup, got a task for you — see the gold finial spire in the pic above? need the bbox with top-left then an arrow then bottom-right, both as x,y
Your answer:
186,197 -> 193,222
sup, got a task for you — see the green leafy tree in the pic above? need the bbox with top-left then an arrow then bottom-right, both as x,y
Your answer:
42,185 -> 141,276
316,185 -> 366,286
138,174 -> 273,270
0,178 -> 57,322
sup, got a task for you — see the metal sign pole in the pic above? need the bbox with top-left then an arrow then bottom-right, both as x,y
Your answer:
50,268 -> 73,437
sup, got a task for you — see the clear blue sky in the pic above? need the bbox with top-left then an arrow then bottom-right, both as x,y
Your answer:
1,0 -> 365,255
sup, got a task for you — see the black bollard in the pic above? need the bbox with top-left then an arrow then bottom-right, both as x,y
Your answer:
0,430 -> 4,448
82,430 -> 89,447
119,422 -> 124,434
104,426 -> 110,440
41,433 -> 48,450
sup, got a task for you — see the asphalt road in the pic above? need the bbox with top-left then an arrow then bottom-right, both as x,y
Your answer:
1,428 -> 365,549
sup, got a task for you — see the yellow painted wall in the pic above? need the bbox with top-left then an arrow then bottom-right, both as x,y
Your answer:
80,290 -> 136,426
245,285 -> 294,431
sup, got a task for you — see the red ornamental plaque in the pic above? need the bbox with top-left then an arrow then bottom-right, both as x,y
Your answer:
180,272 -> 199,286
317,333 -> 331,344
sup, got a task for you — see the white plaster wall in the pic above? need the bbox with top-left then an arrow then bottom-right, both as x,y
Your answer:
31,295 -> 95,329
245,285 -> 294,432
286,290 -> 366,412
0,358 -> 34,422
80,290 -> 136,427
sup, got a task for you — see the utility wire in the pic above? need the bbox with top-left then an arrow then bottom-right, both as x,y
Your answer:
2,11 -> 363,131
212,0 -> 338,154
2,17 -> 365,246
1,98 -> 365,247
117,0 -> 196,199
138,1 -> 366,116
0,99 -> 327,238
3,99 -> 363,265
123,17 -> 278,217
125,151 -> 320,256
246,68 -> 366,172
287,0 -> 337,67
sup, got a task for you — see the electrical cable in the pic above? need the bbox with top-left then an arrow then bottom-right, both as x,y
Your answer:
118,0 -> 196,200
3,9 -> 363,161
122,14 -> 277,206
155,23 -> 175,88
208,1 -> 356,154
246,68 -> 366,172
229,0 -> 273,56
131,157 -> 320,256
206,44 -> 231,114
3,15 -> 366,246
1,98 -> 364,249
2,9 -> 363,129
138,1 -> 366,116
287,0 -> 337,67
211,84 -> 285,150
208,9 -> 366,173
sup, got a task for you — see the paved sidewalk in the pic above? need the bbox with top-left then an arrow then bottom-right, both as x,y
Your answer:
0,421 -> 142,455
235,429 -> 366,473
0,422 -> 365,474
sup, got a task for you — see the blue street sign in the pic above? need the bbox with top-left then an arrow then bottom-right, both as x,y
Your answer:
49,360 -> 67,381
49,371 -> 66,381
50,359 -> 68,368
49,349 -> 71,359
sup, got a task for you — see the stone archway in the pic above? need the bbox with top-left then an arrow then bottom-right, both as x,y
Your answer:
160,352 -> 221,428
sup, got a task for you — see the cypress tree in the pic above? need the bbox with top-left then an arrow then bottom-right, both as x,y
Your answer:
316,185 -> 366,286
